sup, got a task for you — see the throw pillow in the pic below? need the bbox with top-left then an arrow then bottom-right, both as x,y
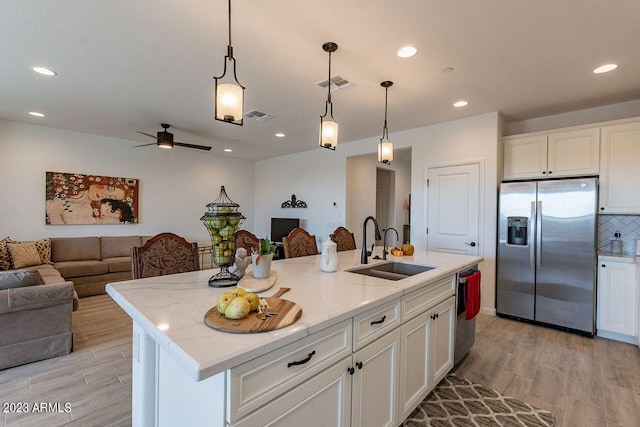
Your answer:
0,270 -> 44,290
11,238 -> 52,265
7,242 -> 42,269
0,237 -> 11,270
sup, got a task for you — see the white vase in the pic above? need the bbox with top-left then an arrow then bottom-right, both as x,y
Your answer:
251,253 -> 273,279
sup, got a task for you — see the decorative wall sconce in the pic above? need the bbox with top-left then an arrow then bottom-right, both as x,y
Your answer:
319,42 -> 339,150
378,81 -> 394,164
213,0 -> 245,126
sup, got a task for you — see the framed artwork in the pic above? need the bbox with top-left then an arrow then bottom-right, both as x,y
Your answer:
45,172 -> 139,224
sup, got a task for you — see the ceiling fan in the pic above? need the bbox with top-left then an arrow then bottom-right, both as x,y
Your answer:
135,123 -> 212,151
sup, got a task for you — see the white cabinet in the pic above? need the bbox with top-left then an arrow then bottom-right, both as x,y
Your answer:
503,127 -> 599,180
399,296 -> 455,420
599,121 -> 640,214
597,258 -> 637,341
351,328 -> 401,427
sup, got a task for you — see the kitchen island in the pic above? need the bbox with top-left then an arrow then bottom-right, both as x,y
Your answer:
107,249 -> 482,426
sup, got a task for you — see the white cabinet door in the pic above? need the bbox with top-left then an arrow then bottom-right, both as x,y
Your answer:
398,296 -> 455,421
503,134 -> 548,180
351,329 -> 400,427
547,128 -> 600,177
597,260 -> 637,337
231,357 -> 353,427
429,297 -> 456,386
599,121 -> 640,214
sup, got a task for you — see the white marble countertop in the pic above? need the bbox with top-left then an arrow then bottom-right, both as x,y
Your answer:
106,250 -> 482,381
598,251 -> 640,265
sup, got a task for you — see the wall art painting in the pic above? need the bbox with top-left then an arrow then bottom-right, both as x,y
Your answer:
45,172 -> 139,224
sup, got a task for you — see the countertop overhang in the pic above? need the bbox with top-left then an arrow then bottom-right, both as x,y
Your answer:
107,250 -> 482,381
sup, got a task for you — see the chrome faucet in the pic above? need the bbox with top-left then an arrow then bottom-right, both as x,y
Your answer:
361,216 -> 382,264
382,227 -> 399,260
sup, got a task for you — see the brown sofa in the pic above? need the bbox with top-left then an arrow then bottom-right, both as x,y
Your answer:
51,236 -> 146,297
0,269 -> 79,370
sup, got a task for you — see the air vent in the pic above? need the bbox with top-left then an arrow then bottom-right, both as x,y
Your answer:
244,110 -> 273,122
315,75 -> 354,93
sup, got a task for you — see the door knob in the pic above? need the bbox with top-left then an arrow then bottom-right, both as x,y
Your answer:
465,242 -> 477,247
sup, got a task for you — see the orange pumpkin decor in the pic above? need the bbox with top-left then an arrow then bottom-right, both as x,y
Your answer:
390,247 -> 404,256
401,243 -> 415,256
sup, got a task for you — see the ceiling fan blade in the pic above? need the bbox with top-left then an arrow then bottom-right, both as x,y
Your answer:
173,141 -> 212,151
136,131 -> 157,139
133,142 -> 158,148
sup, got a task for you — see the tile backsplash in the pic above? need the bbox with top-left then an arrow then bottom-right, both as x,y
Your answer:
598,215 -> 640,254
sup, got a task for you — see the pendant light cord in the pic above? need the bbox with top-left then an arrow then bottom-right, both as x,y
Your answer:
227,0 -> 233,59
326,50 -> 333,111
382,86 -> 389,140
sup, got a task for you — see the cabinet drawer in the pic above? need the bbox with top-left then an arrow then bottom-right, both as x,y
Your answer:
353,298 -> 400,351
228,320 -> 352,423
402,275 -> 455,322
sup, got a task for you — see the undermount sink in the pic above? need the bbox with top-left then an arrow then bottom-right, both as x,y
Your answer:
347,262 -> 435,281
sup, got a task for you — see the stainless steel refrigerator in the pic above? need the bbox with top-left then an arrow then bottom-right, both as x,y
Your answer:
496,177 -> 597,335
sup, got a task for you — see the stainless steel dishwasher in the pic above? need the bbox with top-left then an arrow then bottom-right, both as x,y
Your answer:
454,265 -> 478,366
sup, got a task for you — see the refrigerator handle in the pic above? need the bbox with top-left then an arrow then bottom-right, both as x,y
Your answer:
536,201 -> 542,269
530,201 -> 536,270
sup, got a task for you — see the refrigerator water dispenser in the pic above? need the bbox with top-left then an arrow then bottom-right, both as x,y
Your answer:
507,217 -> 528,246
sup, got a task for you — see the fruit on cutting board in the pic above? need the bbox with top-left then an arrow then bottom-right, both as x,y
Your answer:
225,296 -> 251,320
216,288 -> 260,319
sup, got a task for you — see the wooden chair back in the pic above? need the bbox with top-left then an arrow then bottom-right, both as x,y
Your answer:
233,230 -> 261,255
329,226 -> 356,251
282,228 -> 318,258
131,232 -> 200,279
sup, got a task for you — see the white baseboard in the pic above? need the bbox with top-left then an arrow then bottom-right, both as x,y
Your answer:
597,329 -> 638,346
480,307 -> 496,316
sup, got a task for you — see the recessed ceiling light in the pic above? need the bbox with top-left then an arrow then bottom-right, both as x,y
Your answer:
28,111 -> 45,117
453,100 -> 468,108
397,46 -> 417,58
593,64 -> 618,74
443,67 -> 454,73
275,132 -> 285,138
224,148 -> 232,152
32,66 -> 57,76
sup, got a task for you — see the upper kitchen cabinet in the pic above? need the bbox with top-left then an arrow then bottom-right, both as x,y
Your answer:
599,120 -> 640,214
503,127 -> 600,180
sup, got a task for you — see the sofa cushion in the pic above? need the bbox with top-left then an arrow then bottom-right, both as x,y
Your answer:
7,243 -> 42,269
103,256 -> 132,273
51,237 -> 100,262
100,236 -> 141,259
53,260 -> 108,278
11,238 -> 52,265
0,270 -> 44,290
0,237 -> 12,270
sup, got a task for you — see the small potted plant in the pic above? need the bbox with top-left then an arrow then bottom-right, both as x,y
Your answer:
251,237 -> 276,278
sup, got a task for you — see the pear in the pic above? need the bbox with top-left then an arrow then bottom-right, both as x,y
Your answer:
217,292 -> 236,315
245,292 -> 260,312
225,296 -> 250,320
232,287 -> 247,297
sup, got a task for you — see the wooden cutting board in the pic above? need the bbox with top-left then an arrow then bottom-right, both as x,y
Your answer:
204,288 -> 302,334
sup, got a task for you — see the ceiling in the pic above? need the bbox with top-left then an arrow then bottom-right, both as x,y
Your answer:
2,1 -> 639,161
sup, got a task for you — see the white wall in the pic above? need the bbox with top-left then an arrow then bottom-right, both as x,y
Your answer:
0,119 -> 255,246
255,112 -> 500,315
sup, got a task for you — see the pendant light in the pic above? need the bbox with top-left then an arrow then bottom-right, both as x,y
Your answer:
378,81 -> 394,164
319,42 -> 338,150
213,0 -> 245,126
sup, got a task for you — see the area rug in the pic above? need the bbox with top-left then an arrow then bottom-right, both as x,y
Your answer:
402,374 -> 555,427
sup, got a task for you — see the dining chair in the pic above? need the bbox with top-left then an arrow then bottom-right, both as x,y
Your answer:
329,226 -> 356,251
282,228 -> 318,258
233,230 -> 261,255
131,232 -> 200,279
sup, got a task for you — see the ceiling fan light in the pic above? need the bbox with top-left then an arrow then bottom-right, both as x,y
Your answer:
320,118 -> 338,150
378,139 -> 393,164
215,82 -> 244,123
157,140 -> 173,149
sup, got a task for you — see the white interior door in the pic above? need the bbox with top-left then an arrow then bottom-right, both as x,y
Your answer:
426,163 -> 480,255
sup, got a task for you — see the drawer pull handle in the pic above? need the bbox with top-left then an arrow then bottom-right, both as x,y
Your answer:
287,351 -> 316,368
370,315 -> 386,325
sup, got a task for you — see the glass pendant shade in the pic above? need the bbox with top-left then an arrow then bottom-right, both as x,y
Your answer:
378,138 -> 393,164
215,81 -> 244,123
320,118 -> 339,149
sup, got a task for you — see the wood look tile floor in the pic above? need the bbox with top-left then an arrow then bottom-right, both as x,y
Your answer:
1,296 -> 639,426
